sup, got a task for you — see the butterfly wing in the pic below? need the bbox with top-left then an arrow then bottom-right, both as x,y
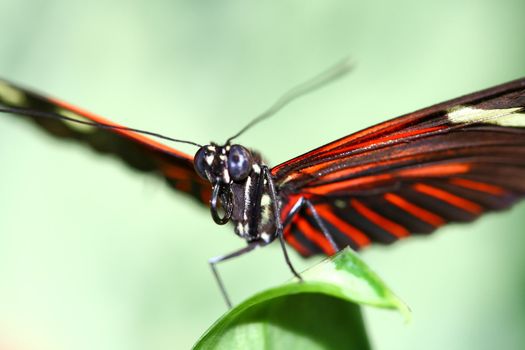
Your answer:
0,78 -> 211,204
273,78 -> 525,256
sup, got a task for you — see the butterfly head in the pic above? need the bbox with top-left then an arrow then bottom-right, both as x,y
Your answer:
194,143 -> 254,225
194,143 -> 253,185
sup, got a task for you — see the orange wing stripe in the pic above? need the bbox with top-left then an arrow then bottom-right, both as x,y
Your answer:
274,125 -> 447,179
305,163 -> 471,196
322,126 -> 447,159
316,204 -> 371,247
395,163 -> 471,178
298,159 -> 470,188
350,199 -> 410,238
413,183 -> 483,214
283,231 -> 310,256
50,97 -> 192,160
280,195 -> 302,222
200,188 -> 212,203
384,193 -> 445,227
271,121 -> 404,175
272,124 -> 446,178
302,118 -> 420,155
295,217 -> 337,255
449,178 -> 506,196
305,174 -> 393,195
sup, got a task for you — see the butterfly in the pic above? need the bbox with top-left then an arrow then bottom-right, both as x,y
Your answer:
1,64 -> 524,307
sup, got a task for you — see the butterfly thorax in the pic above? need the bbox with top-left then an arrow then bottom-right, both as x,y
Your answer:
230,156 -> 277,243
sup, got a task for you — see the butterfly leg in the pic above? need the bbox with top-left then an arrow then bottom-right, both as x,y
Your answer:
281,196 -> 340,255
303,199 -> 340,253
262,166 -> 303,282
208,242 -> 263,308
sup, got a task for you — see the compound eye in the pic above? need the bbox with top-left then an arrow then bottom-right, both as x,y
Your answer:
228,145 -> 252,182
193,147 -> 210,180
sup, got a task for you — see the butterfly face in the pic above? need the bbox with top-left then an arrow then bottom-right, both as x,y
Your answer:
194,144 -> 254,185
194,143 -> 258,226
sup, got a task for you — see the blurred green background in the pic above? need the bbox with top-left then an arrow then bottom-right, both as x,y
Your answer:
0,0 -> 524,349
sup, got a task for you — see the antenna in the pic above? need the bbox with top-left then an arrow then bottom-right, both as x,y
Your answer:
0,106 -> 202,148
226,57 -> 355,143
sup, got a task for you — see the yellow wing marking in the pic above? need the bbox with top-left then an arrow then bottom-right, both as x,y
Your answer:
448,106 -> 525,127
0,81 -> 27,106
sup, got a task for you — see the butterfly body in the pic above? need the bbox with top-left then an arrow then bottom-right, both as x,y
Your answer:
193,143 -> 278,244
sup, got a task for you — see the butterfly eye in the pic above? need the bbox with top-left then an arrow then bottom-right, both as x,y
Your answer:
194,147 -> 210,180
228,145 -> 252,182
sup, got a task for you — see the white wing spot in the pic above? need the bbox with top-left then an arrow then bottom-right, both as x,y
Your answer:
334,199 -> 346,208
59,109 -> 97,132
448,106 -> 525,127
0,81 -> 27,106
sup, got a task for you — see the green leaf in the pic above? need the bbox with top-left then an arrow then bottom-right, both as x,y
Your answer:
193,247 -> 409,350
